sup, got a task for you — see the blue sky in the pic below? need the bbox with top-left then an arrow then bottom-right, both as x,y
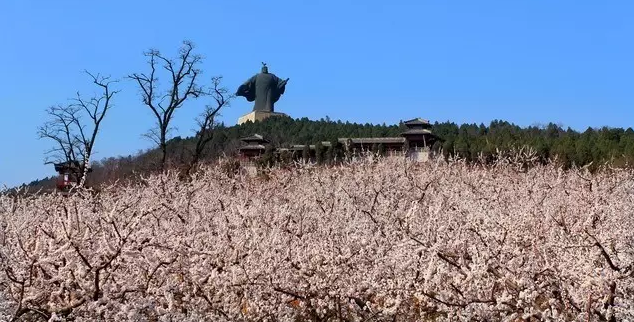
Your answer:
1,0 -> 633,187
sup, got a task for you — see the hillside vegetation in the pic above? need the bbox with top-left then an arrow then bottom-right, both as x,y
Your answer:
20,115 -> 634,193
1,156 -> 633,321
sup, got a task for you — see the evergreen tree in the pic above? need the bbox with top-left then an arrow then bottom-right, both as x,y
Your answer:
378,143 -> 386,156
325,145 -> 334,165
302,143 -> 311,163
442,138 -> 455,160
371,143 -> 379,155
315,142 -> 324,165
454,135 -> 470,160
331,139 -> 343,163
431,140 -> 443,155
260,145 -> 275,168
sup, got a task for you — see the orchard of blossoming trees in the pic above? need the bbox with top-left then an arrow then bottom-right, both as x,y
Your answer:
1,154 -> 633,321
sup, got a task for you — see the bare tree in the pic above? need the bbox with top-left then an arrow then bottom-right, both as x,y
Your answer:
186,76 -> 233,175
73,72 -> 119,186
38,104 -> 83,166
128,40 -> 205,171
37,71 -> 118,187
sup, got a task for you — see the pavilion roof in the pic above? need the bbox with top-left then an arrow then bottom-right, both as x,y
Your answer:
401,129 -> 434,135
239,144 -> 267,150
403,118 -> 430,126
240,134 -> 269,144
53,160 -> 92,173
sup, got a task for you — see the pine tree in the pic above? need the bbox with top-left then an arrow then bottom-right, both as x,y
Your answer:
325,145 -> 334,165
331,139 -> 343,163
315,142 -> 324,165
378,143 -> 386,156
302,143 -> 311,163
261,145 -> 275,168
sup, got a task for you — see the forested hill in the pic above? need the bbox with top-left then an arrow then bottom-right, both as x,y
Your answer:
18,115 -> 634,191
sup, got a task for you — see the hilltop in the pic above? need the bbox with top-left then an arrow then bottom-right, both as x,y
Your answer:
16,115 -> 634,192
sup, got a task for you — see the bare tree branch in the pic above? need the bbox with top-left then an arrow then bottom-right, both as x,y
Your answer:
37,70 -> 118,188
71,70 -> 120,186
186,76 -> 233,175
37,105 -> 82,165
128,40 -> 205,171
586,230 -> 621,272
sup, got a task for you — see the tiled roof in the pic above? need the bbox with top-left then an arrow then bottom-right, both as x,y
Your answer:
288,142 -> 332,150
401,129 -> 434,135
54,160 -> 92,173
338,137 -> 405,144
239,145 -> 267,150
240,133 -> 269,143
403,118 -> 430,125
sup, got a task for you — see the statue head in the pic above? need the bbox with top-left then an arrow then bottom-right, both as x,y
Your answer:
261,62 -> 268,73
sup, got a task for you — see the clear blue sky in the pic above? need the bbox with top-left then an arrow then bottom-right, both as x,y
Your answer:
1,0 -> 633,188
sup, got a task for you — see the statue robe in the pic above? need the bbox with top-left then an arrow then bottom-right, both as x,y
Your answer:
236,72 -> 288,113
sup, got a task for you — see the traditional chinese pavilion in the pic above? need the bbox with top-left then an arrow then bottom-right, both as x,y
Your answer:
237,134 -> 270,159
53,160 -> 91,192
338,117 -> 439,159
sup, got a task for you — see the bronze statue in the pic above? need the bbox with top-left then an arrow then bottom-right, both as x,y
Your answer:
236,63 -> 289,113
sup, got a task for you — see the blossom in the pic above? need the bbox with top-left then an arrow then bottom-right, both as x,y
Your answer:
1,156 -> 633,321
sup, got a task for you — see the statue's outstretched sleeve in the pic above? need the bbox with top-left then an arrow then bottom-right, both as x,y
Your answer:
236,75 -> 257,102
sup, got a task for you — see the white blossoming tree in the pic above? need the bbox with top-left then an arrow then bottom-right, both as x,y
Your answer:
0,155 -> 633,321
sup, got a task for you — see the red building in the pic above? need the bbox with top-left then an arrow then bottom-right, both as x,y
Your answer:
53,160 -> 91,193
